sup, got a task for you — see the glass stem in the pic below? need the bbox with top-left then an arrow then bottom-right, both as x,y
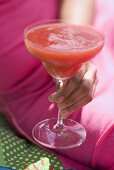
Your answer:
57,109 -> 63,126
56,80 -> 64,132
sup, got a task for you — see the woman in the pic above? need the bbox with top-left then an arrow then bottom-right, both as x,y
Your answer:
0,0 -> 114,169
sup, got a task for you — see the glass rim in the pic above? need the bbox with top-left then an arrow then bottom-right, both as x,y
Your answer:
24,19 -> 105,54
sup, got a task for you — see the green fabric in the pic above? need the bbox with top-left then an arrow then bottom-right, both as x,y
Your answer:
0,114 -> 64,170
0,139 -> 6,167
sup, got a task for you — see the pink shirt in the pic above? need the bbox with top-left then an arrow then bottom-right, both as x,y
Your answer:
0,0 -> 58,121
0,0 -> 58,94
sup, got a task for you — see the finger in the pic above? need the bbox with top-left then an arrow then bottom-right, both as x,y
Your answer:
60,94 -> 93,119
91,75 -> 99,97
58,84 -> 86,110
86,70 -> 98,99
48,66 -> 86,103
58,67 -> 97,109
60,73 -> 98,118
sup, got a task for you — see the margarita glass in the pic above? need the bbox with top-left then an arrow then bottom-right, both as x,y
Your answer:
24,20 -> 104,149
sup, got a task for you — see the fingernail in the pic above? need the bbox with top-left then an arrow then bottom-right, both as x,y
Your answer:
58,103 -> 67,110
61,111 -> 69,119
48,93 -> 57,102
56,96 -> 64,103
48,97 -> 53,102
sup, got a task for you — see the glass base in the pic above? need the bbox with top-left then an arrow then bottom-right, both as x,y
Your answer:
32,118 -> 86,149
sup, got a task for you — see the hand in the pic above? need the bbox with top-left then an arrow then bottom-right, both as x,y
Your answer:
48,62 -> 98,119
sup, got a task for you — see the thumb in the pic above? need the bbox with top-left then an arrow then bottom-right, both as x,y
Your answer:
48,80 -> 64,102
48,90 -> 64,103
48,92 -> 58,102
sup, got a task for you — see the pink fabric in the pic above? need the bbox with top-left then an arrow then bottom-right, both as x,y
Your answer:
0,0 -> 114,169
